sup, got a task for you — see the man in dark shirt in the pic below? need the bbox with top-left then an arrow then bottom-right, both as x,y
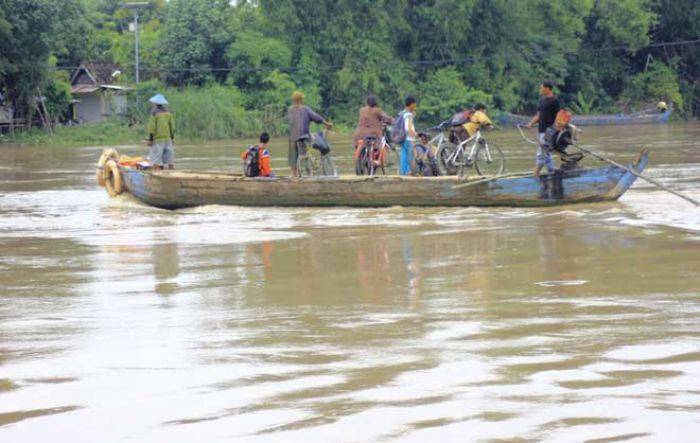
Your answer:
288,91 -> 332,177
527,80 -> 561,177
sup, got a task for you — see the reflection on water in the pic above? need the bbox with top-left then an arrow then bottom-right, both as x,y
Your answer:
0,124 -> 699,442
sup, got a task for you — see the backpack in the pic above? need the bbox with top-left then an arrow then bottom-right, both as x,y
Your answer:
312,131 -> 331,155
243,145 -> 260,177
450,109 -> 475,127
390,111 -> 407,144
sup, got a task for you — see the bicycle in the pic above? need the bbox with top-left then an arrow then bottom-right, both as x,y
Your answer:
429,120 -> 505,178
354,127 -> 399,176
296,131 -> 337,177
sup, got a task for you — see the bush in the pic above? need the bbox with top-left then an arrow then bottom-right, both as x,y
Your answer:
165,84 -> 258,139
621,62 -> 684,111
43,78 -> 72,122
417,68 -> 493,124
127,82 -> 277,139
1,120 -> 141,147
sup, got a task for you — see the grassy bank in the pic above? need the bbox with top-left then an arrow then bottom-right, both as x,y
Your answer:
0,121 -> 143,148
0,118 -> 353,148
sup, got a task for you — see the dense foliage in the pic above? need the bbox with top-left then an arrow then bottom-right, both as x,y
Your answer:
1,0 -> 698,137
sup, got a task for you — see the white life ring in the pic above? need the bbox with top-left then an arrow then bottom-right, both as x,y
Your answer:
104,159 -> 124,197
97,149 -> 120,187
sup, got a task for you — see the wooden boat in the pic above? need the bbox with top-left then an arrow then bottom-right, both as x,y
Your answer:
499,108 -> 672,127
107,151 -> 649,209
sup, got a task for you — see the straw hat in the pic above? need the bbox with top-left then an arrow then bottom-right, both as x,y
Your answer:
149,94 -> 168,105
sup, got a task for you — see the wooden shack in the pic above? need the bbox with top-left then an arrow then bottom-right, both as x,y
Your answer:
70,64 -> 129,123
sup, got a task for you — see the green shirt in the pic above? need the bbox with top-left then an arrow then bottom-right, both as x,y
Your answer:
147,110 -> 174,142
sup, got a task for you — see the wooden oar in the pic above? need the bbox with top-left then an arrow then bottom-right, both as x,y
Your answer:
518,124 -> 698,207
516,124 -> 538,145
572,144 -> 700,207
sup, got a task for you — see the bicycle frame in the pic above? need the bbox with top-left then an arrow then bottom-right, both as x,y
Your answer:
430,129 -> 493,167
356,132 -> 395,176
297,131 -> 336,177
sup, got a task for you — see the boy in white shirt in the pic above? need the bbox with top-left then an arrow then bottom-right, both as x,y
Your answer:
400,96 -> 417,175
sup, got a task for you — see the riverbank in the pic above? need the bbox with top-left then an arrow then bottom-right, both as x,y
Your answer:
0,121 -> 143,148
2,114 -> 693,149
0,118 -> 354,149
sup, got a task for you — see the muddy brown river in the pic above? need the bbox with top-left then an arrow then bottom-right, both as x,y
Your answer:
1,124 -> 699,442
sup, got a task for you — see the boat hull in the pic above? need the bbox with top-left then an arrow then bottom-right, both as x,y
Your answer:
499,110 -> 672,127
119,152 -> 648,209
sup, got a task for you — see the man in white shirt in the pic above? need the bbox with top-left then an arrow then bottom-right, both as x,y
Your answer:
399,96 -> 417,175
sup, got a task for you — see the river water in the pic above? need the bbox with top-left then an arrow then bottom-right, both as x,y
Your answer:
1,124 -> 699,442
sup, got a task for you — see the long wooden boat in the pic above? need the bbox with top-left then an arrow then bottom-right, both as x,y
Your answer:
110,151 -> 649,209
499,108 -> 672,127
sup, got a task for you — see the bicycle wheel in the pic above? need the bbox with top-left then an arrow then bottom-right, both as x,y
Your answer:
320,154 -> 336,176
474,142 -> 506,177
377,147 -> 390,175
297,154 -> 317,177
355,149 -> 369,175
368,147 -> 381,176
296,155 -> 309,177
457,161 -> 467,179
437,142 -> 459,175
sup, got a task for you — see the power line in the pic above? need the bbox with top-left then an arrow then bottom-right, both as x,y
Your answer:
46,38 -> 700,74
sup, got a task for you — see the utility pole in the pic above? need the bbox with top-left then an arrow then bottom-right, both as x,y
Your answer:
124,2 -> 149,113
134,10 -> 139,85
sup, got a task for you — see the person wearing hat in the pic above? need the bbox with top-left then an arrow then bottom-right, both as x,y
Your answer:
147,94 -> 175,170
287,91 -> 332,177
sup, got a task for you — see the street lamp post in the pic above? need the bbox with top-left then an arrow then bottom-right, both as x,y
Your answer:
134,10 -> 139,85
124,2 -> 149,113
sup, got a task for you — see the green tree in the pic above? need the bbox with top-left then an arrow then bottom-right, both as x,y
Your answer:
3,0 -> 696,139
565,0 -> 656,110
107,20 -> 161,82
226,30 -> 294,106
158,0 -> 232,85
43,72 -> 72,121
0,0 -> 90,120
417,67 -> 492,123
621,61 -> 683,110
650,0 -> 700,116
81,0 -> 165,81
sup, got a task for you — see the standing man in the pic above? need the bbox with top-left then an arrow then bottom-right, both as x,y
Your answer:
147,94 -> 175,170
399,96 -> 417,176
526,80 -> 561,177
287,91 -> 332,177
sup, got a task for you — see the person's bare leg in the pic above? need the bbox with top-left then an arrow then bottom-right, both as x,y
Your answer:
534,164 -> 542,178
291,166 -> 298,177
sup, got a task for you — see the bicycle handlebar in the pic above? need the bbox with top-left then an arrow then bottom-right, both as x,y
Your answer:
426,120 -> 451,132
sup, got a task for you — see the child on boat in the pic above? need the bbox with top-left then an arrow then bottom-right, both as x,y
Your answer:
241,133 -> 274,177
413,133 -> 439,176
